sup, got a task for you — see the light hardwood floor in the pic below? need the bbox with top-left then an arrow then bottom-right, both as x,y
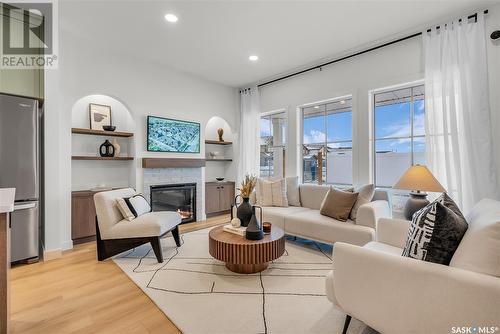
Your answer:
10,214 -> 230,334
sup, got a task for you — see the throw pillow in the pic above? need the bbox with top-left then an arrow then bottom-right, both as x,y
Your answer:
116,198 -> 135,221
402,193 -> 468,265
124,194 -> 152,218
320,187 -> 359,222
256,178 -> 288,207
349,184 -> 375,221
286,176 -> 301,206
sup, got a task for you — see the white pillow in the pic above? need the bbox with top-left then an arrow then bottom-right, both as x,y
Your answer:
286,176 -> 301,206
256,178 -> 288,207
349,184 -> 375,221
124,194 -> 151,218
450,199 -> 500,277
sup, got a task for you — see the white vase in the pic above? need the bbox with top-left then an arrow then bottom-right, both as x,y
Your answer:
112,138 -> 121,157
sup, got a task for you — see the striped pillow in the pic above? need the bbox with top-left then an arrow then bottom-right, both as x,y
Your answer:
116,198 -> 135,221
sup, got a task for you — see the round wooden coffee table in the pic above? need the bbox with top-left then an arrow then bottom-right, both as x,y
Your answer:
208,225 -> 285,274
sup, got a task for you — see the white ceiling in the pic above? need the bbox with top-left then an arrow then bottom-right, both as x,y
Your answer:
61,1 -> 497,87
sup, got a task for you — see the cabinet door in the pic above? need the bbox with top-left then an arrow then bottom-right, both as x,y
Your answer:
71,193 -> 96,240
0,17 -> 43,98
218,184 -> 235,212
205,184 -> 221,214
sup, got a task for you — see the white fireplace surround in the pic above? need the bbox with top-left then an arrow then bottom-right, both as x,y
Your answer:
143,168 -> 205,221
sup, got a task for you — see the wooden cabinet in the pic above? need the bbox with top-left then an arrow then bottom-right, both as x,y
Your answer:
205,182 -> 235,217
0,10 -> 44,99
71,190 -> 99,244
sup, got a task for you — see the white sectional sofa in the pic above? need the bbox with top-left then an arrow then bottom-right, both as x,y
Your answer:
260,184 -> 391,246
326,198 -> 500,333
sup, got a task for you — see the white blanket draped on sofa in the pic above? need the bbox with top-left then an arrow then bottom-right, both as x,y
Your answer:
423,14 -> 498,213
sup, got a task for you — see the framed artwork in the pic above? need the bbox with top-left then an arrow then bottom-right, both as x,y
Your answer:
89,103 -> 112,130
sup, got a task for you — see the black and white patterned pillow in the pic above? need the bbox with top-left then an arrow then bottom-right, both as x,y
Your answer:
124,194 -> 151,218
402,193 -> 468,265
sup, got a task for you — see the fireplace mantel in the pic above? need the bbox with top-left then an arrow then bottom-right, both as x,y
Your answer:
142,158 -> 206,168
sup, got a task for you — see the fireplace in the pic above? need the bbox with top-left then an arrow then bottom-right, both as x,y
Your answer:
150,183 -> 196,224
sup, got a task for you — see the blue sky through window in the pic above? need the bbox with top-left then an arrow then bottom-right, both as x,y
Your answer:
302,99 -> 425,153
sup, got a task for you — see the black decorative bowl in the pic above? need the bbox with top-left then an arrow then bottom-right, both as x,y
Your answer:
216,177 -> 225,181
102,125 -> 116,131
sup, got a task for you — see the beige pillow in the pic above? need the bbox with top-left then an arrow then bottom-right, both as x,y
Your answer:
349,184 -> 375,221
320,187 -> 359,222
256,178 -> 288,207
286,176 -> 301,206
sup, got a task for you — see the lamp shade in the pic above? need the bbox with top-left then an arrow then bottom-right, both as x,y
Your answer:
393,165 -> 445,193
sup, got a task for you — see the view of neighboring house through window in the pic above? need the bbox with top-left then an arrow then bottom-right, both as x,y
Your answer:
374,84 -> 425,187
302,97 -> 353,185
260,111 -> 287,178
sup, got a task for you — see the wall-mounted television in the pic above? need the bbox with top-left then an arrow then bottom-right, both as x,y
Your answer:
147,116 -> 201,153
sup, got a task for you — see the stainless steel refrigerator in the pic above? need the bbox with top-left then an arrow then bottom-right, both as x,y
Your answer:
0,93 -> 42,263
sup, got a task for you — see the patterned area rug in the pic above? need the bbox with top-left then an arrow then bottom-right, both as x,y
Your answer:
113,228 -> 372,334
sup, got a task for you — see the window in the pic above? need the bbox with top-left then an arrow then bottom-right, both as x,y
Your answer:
302,97 -> 353,185
373,84 -> 425,187
260,111 -> 287,178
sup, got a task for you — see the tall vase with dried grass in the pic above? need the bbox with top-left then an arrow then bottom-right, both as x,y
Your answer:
236,174 -> 257,227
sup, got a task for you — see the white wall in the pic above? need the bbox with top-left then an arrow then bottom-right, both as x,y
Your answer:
260,36 -> 424,185
260,4 -> 500,191
43,6 -> 239,252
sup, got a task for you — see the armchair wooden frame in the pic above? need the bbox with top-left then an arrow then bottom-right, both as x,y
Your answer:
95,217 -> 181,263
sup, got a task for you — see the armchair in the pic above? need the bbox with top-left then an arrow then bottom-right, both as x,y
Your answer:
326,199 -> 500,334
94,188 -> 182,262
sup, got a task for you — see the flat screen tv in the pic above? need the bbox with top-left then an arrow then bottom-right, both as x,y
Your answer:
147,116 -> 201,153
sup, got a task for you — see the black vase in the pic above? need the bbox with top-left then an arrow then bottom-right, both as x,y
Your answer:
99,140 -> 115,157
237,197 -> 252,227
246,205 -> 263,240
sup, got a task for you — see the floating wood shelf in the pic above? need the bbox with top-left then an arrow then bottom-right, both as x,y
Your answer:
206,158 -> 233,162
72,156 -> 134,161
142,158 -> 206,168
72,128 -> 134,138
205,140 -> 232,145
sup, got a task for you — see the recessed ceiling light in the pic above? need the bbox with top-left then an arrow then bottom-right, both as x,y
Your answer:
249,55 -> 259,61
164,13 -> 178,23
314,106 -> 320,109
340,100 -> 346,105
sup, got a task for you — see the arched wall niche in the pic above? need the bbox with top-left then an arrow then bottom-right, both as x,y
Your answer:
70,94 -> 137,191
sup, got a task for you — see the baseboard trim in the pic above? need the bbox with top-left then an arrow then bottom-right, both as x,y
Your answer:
61,239 -> 74,250
43,248 -> 62,261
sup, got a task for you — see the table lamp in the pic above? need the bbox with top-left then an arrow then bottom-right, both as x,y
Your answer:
393,164 -> 445,220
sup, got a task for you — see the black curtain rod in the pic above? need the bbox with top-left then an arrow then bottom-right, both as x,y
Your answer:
257,9 -> 488,88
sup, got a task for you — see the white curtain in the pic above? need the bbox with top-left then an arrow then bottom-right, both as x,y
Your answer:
424,14 -> 497,213
237,87 -> 261,186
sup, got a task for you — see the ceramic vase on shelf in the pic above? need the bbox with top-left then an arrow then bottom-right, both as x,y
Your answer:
112,138 -> 121,157
99,140 -> 115,157
217,128 -> 224,142
235,195 -> 252,227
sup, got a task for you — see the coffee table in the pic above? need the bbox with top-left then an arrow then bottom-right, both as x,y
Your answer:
208,225 -> 285,274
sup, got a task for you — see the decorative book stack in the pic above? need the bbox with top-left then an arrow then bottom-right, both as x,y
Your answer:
222,224 -> 246,237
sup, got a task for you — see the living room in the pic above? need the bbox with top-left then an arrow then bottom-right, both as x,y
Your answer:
0,0 -> 499,333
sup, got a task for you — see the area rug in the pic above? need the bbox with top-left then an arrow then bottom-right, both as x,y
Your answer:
113,228 -> 373,334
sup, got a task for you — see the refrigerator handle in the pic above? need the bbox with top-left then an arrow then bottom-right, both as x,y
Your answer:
14,203 -> 37,210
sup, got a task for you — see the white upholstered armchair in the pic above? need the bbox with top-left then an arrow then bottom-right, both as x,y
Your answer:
326,199 -> 500,334
94,188 -> 182,262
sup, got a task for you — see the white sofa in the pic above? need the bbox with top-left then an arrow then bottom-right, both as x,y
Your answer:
260,184 -> 391,246
326,198 -> 500,334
